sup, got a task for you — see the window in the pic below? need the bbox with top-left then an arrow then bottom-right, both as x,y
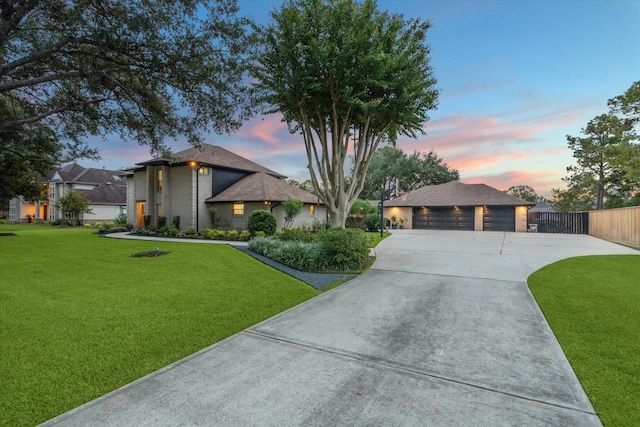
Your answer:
157,169 -> 163,191
49,184 -> 55,199
233,203 -> 244,215
198,167 -> 209,175
156,204 -> 162,217
310,205 -> 315,216
49,208 -> 55,221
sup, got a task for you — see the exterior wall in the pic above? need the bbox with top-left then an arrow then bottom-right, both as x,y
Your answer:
474,206 -> 483,231
515,206 -> 529,232
126,175 -> 136,225
383,206 -> 412,229
83,205 -> 125,223
210,202 -> 328,231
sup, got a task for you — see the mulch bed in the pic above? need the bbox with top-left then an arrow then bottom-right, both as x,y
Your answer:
130,248 -> 170,258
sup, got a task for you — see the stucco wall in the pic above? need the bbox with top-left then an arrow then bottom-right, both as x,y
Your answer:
210,202 -> 328,231
515,206 -> 528,232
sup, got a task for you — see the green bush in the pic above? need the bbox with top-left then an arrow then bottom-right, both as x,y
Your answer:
157,216 -> 167,228
168,226 -> 181,237
278,226 -> 317,242
239,230 -> 251,241
212,229 -> 227,240
247,210 -> 276,236
143,215 -> 152,228
255,231 -> 266,238
185,227 -> 197,236
227,230 -> 239,240
172,216 -> 180,229
365,214 -> 381,231
114,213 -> 128,225
318,228 -> 369,271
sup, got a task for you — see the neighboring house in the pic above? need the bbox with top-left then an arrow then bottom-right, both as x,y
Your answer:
9,163 -> 127,223
383,181 -> 536,232
529,201 -> 556,213
126,144 -> 326,231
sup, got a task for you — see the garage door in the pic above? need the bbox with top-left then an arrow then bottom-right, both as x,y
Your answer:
483,206 -> 515,232
412,207 -> 474,230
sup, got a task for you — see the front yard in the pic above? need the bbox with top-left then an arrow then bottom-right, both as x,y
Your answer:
529,255 -> 640,427
0,225 -> 319,427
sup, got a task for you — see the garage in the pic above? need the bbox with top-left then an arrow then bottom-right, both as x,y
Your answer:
413,206 -> 474,230
483,206 -> 515,232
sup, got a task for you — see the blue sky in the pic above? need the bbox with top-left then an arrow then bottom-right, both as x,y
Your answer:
91,0 -> 640,197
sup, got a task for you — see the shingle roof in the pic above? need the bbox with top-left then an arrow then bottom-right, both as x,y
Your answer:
50,164 -> 126,184
384,181 -> 536,207
136,144 -> 285,178
77,182 -> 126,205
529,201 -> 556,213
206,173 -> 320,204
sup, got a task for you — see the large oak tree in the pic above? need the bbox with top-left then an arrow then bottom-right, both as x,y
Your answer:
0,0 -> 252,200
251,0 -> 438,227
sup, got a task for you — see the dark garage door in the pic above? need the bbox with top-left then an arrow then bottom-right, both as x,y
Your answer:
412,207 -> 474,230
483,206 -> 515,232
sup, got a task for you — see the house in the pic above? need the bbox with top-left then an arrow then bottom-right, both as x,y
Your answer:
8,164 -> 127,223
383,181 -> 536,232
529,201 -> 556,213
125,144 -> 325,231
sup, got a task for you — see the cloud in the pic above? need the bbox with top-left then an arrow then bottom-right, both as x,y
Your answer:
462,170 -> 562,197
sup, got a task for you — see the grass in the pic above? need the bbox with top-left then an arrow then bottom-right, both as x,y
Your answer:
366,231 -> 391,248
0,225 -> 319,427
528,255 -> 640,427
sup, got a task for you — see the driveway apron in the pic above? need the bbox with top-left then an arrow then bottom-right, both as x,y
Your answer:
42,230 -> 638,426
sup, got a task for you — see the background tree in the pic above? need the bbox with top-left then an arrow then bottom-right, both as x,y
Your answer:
283,198 -> 304,229
55,190 -> 92,225
0,0 -> 252,198
285,179 -> 317,195
560,114 -> 635,210
608,81 -> 640,182
252,0 -> 438,227
504,185 -> 542,202
359,146 -> 458,199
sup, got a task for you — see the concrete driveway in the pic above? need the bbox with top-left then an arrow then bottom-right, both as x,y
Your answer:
42,231 -> 638,426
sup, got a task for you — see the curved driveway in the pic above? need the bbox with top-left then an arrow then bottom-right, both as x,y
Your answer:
43,231 -> 638,426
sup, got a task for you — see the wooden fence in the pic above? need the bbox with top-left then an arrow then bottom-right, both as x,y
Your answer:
528,212 -> 589,234
588,206 -> 640,249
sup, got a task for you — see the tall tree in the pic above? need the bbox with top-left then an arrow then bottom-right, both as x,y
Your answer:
359,146 -> 458,199
504,185 -> 542,202
0,0 -> 252,198
608,81 -> 640,182
564,114 -> 634,210
55,190 -> 92,225
252,0 -> 438,227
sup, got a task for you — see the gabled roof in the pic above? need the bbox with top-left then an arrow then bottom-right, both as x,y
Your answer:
206,173 -> 320,204
76,182 -> 126,205
50,163 -> 125,185
384,181 -> 536,207
136,144 -> 285,179
529,201 -> 556,213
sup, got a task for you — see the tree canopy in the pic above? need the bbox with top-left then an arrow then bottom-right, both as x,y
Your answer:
504,185 -> 542,203
252,0 -> 438,227
0,0 -> 252,200
359,146 -> 458,199
552,82 -> 640,211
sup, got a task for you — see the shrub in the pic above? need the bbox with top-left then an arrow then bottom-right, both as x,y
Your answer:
365,214 -> 381,231
247,210 -> 276,236
212,229 -> 227,240
185,227 -> 197,236
283,198 -> 304,229
239,230 -> 251,241
318,228 -> 369,271
84,223 -> 92,228
278,226 -> 317,243
157,216 -> 167,228
255,231 -> 266,238
168,226 -> 181,237
143,215 -> 152,228
208,207 -> 217,227
227,230 -> 239,240
172,216 -> 180,229
114,212 -> 128,225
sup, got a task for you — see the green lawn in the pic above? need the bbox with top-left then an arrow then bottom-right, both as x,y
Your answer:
528,255 -> 640,427
0,225 -> 319,427
366,231 -> 391,248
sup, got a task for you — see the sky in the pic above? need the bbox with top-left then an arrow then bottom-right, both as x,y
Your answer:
89,0 -> 640,197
